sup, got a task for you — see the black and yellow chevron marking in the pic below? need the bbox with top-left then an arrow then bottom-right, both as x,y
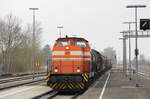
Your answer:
46,73 -> 50,82
49,81 -> 85,90
83,73 -> 88,82
51,81 -> 59,89
69,82 -> 84,89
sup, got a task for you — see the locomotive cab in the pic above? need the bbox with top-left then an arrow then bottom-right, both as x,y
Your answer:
52,38 -> 91,74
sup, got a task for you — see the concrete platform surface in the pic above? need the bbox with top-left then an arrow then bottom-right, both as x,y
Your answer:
78,71 -> 150,99
0,83 -> 52,99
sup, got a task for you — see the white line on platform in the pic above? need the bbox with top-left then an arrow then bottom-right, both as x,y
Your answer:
0,86 -> 37,98
99,72 -> 110,99
92,73 -> 106,88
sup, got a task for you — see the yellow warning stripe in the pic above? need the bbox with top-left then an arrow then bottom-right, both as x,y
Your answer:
83,76 -> 88,82
84,73 -> 88,78
63,85 -> 66,89
73,82 -> 79,89
46,74 -> 50,78
80,82 -> 84,87
60,83 -> 65,89
50,83 -> 53,88
45,78 -> 49,82
70,83 -> 75,89
55,82 -> 62,89
68,84 -> 72,89
77,82 -> 83,89
51,82 -> 58,89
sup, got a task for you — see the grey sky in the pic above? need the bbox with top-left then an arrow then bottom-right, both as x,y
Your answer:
0,0 -> 150,60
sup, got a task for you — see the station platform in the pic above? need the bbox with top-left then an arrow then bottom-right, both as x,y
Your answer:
78,70 -> 150,99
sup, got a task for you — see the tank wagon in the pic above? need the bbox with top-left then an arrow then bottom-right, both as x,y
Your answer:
46,36 -> 112,91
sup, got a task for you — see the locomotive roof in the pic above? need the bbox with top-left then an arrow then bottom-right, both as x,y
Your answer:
56,36 -> 88,42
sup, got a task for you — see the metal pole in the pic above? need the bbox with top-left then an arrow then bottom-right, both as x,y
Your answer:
47,59 -> 49,75
129,23 -> 132,80
123,37 -> 127,77
59,28 -> 61,38
57,26 -> 63,38
29,8 -> 39,79
122,38 -> 125,74
126,4 -> 146,87
33,10 -> 35,79
122,22 -> 135,80
135,7 -> 139,87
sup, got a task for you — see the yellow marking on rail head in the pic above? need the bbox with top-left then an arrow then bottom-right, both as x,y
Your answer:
83,76 -> 88,82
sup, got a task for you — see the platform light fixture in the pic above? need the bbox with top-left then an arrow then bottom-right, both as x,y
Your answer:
57,26 -> 63,38
29,7 -> 39,79
126,4 -> 146,87
123,22 -> 135,80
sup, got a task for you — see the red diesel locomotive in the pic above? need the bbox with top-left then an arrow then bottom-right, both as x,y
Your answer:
46,36 -> 112,90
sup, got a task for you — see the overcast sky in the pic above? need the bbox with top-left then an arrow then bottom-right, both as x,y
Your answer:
0,0 -> 150,60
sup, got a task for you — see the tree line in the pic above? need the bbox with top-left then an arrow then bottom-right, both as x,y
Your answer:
0,14 -> 51,74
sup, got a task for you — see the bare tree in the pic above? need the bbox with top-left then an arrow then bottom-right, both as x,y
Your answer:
0,14 -> 24,72
0,14 -> 43,73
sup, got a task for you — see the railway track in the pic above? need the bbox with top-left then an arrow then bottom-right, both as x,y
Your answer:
0,72 -> 46,84
32,90 -> 84,99
0,72 -> 46,79
0,72 -> 47,90
0,72 -> 46,80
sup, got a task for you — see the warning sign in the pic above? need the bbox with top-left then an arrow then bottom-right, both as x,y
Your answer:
122,64 -> 126,67
35,61 -> 40,67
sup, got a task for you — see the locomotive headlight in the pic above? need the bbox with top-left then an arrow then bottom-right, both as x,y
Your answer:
55,66 -> 58,72
66,46 -> 69,50
77,66 -> 80,72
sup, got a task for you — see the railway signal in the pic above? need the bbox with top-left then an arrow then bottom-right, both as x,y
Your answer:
140,19 -> 150,31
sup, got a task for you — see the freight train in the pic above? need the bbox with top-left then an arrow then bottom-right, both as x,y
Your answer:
46,36 -> 112,91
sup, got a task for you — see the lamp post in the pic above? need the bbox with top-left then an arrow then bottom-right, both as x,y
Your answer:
119,37 -> 127,77
57,26 -> 63,38
29,8 -> 39,79
126,5 -> 146,87
123,22 -> 135,80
